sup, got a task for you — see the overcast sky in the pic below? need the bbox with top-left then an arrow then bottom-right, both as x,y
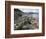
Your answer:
19,8 -> 39,13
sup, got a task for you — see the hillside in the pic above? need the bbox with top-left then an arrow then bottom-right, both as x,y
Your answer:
14,9 -> 39,30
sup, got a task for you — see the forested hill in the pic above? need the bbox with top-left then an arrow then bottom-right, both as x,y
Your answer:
14,9 -> 23,20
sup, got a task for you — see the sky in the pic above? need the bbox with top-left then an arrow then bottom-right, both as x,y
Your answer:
19,8 -> 39,13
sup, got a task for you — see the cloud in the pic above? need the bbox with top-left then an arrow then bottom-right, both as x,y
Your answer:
19,8 -> 39,13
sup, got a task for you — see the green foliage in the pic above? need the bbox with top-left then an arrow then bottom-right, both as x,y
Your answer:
14,9 -> 23,20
